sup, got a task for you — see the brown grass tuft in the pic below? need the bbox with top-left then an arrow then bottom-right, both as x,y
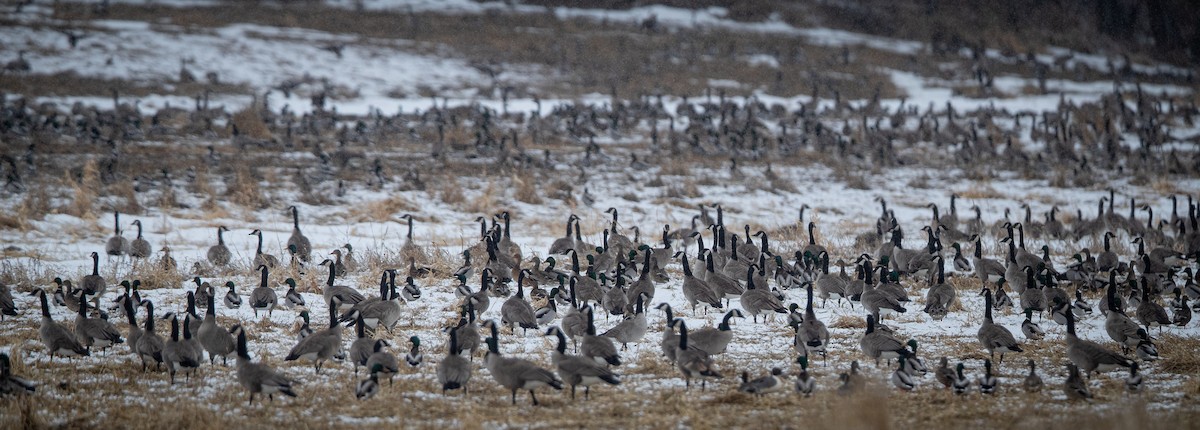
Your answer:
231,105 -> 272,140
512,173 -> 542,204
225,164 -> 266,209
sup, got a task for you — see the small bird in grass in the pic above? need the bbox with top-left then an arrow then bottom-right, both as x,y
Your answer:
405,336 -> 423,367
356,363 -> 382,400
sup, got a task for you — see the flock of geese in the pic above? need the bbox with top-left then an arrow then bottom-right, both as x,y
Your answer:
3,193 -> 1200,407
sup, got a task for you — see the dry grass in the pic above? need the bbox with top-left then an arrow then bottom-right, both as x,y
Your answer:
231,105 -> 272,140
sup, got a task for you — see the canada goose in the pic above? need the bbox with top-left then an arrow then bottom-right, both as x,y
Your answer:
105,211 -> 130,256
0,353 -> 35,396
483,324 -> 563,405
795,355 -> 815,396
81,252 -> 105,300
802,222 -> 826,258
136,301 -> 165,371
207,226 -> 232,267
549,214 -> 579,255
1063,363 -> 1092,401
656,303 -> 681,362
249,265 -> 278,318
122,295 -> 142,356
286,206 -> 312,263
924,257 -> 955,321
740,264 -> 787,323
366,339 -> 401,386
249,229 -> 279,269
978,288 -> 1023,364
672,319 -> 722,390
0,282 -> 16,320
356,363 -> 382,400
797,283 -> 829,362
547,326 -> 620,400
74,291 -> 123,354
319,259 -> 366,313
1020,309 -> 1045,340
341,271 -> 389,323
1104,279 -> 1141,353
891,351 -> 916,391
500,270 -> 539,336
861,269 -> 906,320
704,250 -> 744,306
358,271 -> 403,333
34,289 -> 88,360
971,236 -> 1004,284
284,298 -> 343,374
162,315 -> 200,384
397,214 -> 430,264
935,357 -> 955,389
689,309 -> 744,355
283,278 -> 304,309
952,363 -> 970,394
626,249 -> 658,305
1018,267 -> 1044,317
453,303 -> 482,360
197,291 -> 235,366
129,219 -> 151,261
860,315 -> 906,366
1065,305 -> 1132,375
813,254 -> 848,307
437,327 -> 472,394
601,293 -> 649,350
1135,283 -> 1172,333
719,234 -> 751,281
1021,359 -> 1043,393
566,251 -> 602,307
1097,232 -> 1118,273
680,253 -> 723,314
603,208 -> 635,257
348,313 -> 374,375
235,329 -> 298,405
741,367 -> 788,396
602,268 -> 630,318
977,359 -> 998,394
580,306 -> 620,366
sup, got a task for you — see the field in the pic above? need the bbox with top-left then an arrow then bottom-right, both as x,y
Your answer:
1,0 -> 1199,428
